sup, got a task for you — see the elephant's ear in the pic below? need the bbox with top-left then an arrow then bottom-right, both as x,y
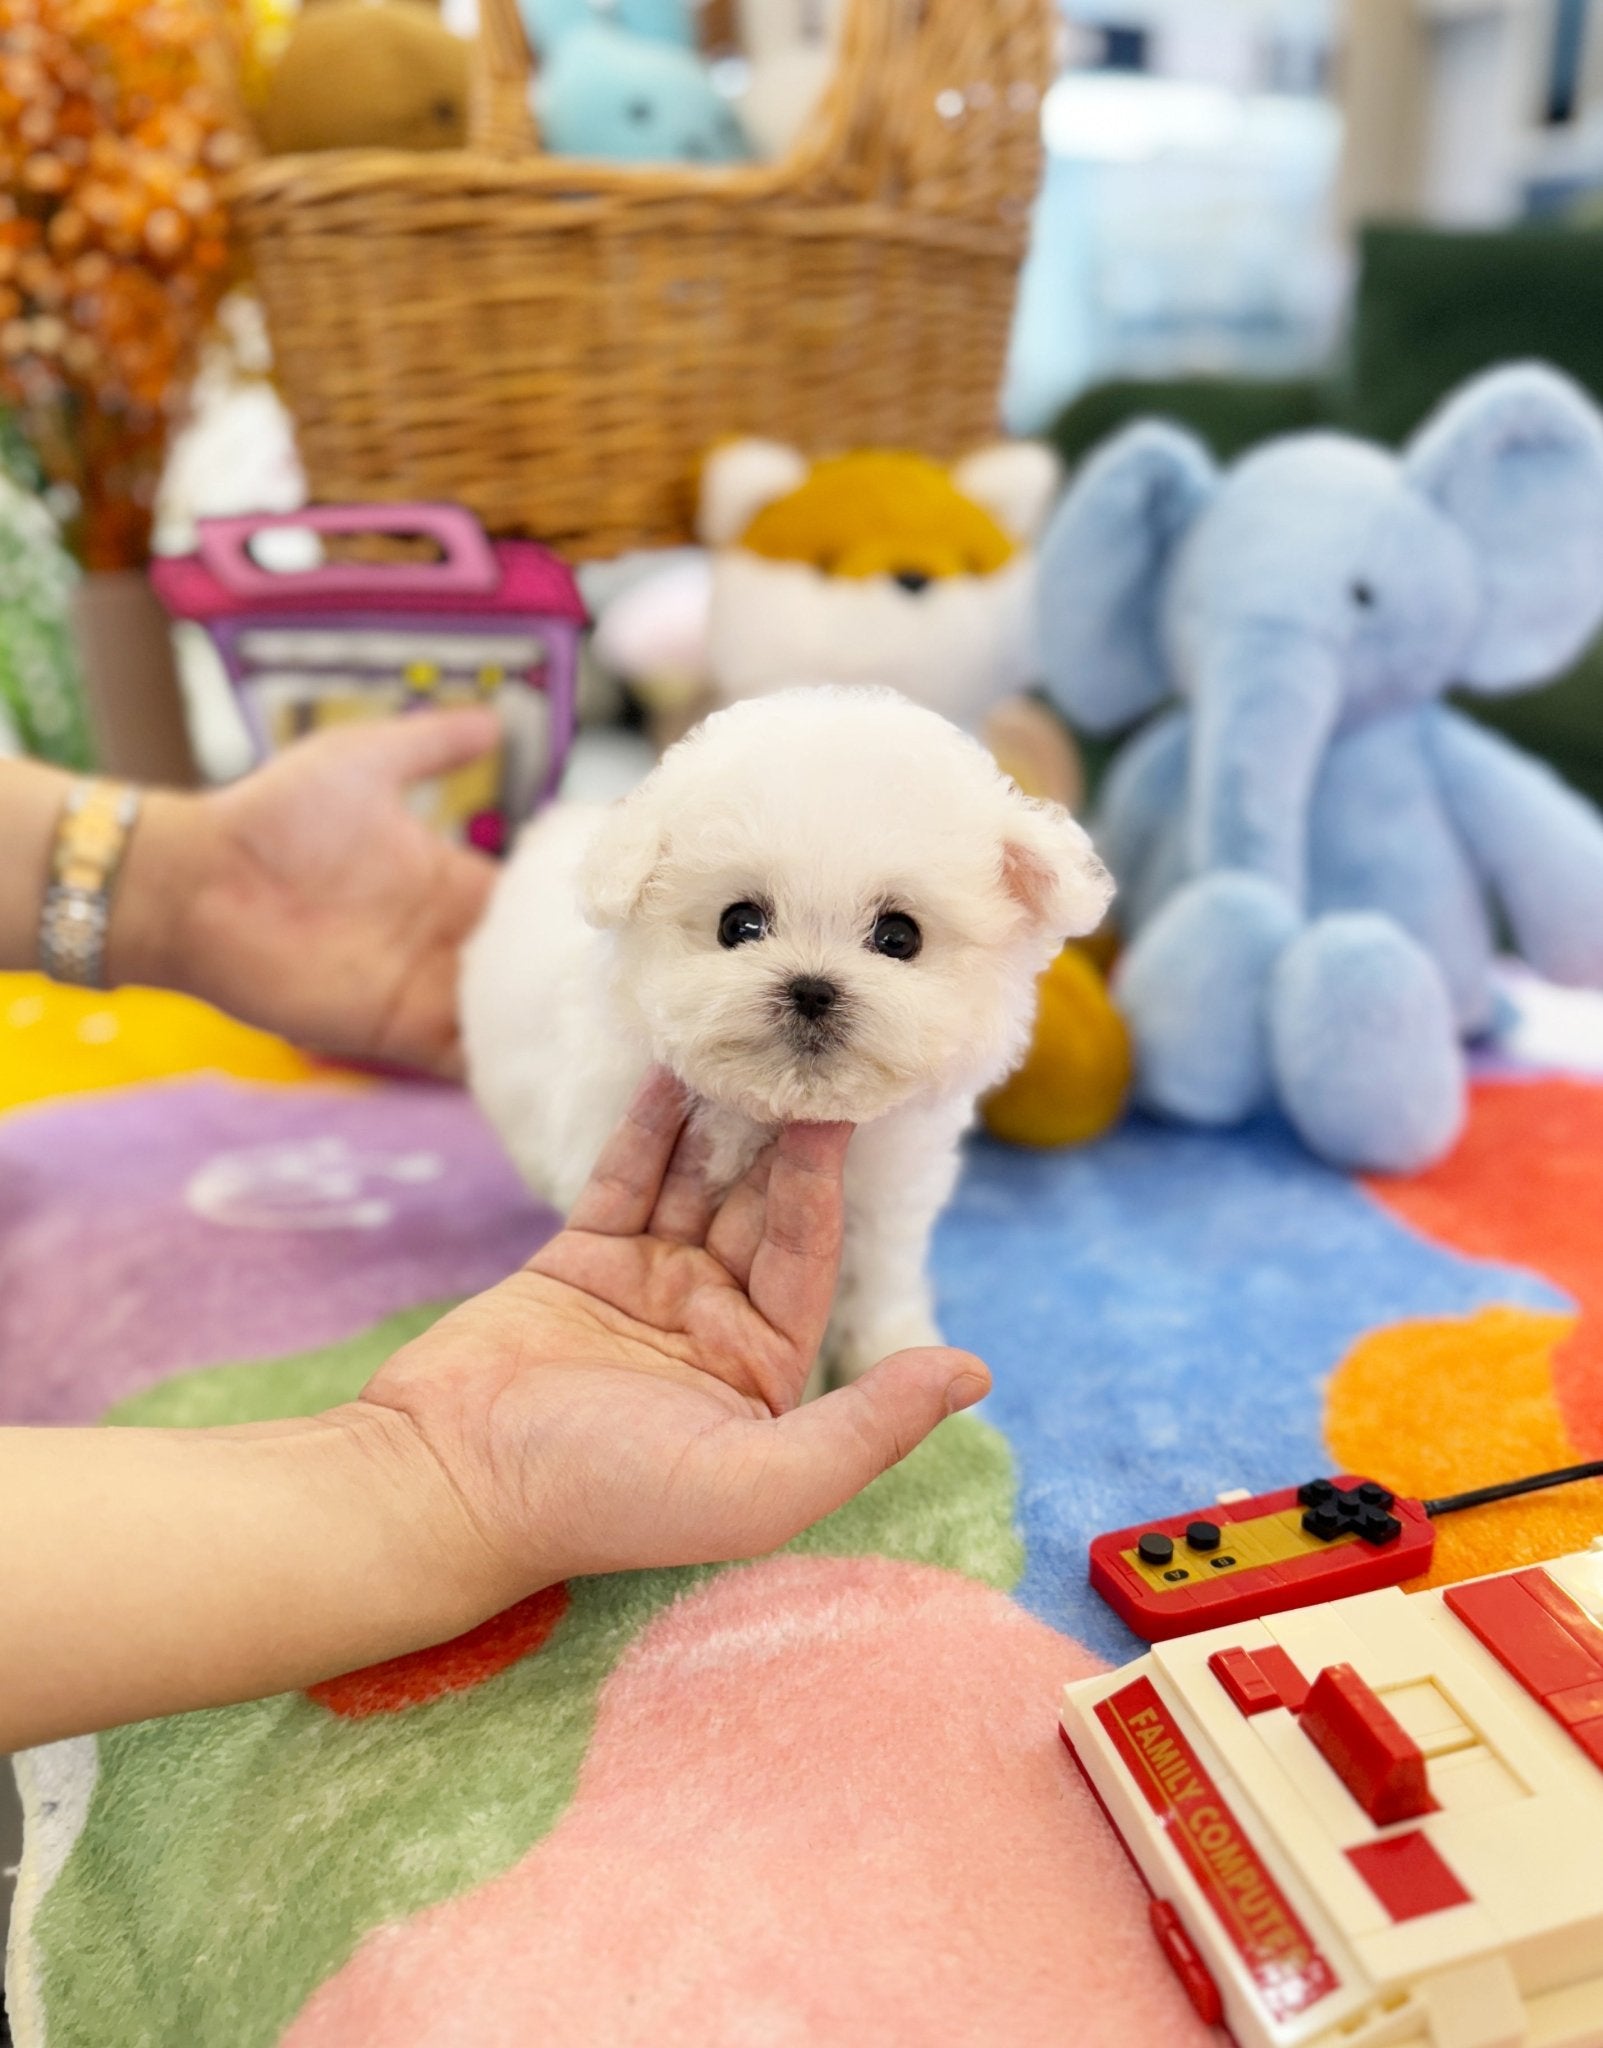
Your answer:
1037,421 -> 1217,734
1403,362 -> 1603,691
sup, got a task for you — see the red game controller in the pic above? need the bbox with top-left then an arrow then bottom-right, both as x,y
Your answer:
1089,1475 -> 1437,1642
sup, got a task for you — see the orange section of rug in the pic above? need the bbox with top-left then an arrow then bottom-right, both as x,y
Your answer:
1364,1077 -> 1603,1452
308,1584 -> 571,1719
1325,1305 -> 1602,1588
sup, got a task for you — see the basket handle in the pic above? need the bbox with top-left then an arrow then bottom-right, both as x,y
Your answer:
464,0 -> 1052,210
789,0 -> 1056,215
472,0 -> 540,154
196,505 -> 502,600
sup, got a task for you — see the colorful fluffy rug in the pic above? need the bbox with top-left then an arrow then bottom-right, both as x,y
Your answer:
4,967 -> 1603,2047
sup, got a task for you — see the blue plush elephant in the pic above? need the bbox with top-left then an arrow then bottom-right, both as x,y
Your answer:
524,0 -> 750,165
537,23 -> 749,162
1038,363 -> 1603,1172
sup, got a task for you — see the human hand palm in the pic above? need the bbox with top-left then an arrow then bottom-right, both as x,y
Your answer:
183,709 -> 501,1076
363,1073 -> 990,1588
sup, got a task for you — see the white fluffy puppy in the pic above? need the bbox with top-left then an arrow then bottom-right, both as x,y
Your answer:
462,687 -> 1111,1382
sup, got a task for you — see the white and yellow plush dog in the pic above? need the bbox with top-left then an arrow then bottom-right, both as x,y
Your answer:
591,439 -> 1066,762
698,439 -> 1061,729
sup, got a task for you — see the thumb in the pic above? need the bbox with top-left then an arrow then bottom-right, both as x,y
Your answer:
748,1347 -> 991,1548
343,705 -> 504,789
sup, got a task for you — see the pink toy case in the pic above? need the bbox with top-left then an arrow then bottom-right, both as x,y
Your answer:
152,504 -> 586,851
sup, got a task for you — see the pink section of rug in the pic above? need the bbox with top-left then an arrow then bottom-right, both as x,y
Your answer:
284,1555 -> 1210,2048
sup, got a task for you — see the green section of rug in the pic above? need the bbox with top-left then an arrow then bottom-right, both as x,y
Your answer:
30,1304 -> 1023,2048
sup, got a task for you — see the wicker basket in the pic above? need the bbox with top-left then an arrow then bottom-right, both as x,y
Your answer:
231,0 -> 1054,559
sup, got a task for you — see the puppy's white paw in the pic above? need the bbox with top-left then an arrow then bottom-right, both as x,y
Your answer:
827,1311 -> 947,1388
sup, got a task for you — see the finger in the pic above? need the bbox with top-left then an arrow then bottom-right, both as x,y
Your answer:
341,706 -> 504,789
744,1121 -> 852,1356
702,1141 -> 777,1285
646,1117 -> 722,1245
564,1068 -> 690,1238
734,1348 -> 992,1550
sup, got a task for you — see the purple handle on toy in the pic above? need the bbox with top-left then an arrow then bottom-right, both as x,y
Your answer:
196,505 -> 501,600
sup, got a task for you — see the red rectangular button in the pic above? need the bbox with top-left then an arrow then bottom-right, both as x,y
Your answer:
1149,1899 -> 1223,2025
1346,1831 -> 1472,1923
1209,1647 -> 1280,1715
1515,1569 -> 1603,1666
1256,1645 -> 1310,1713
1209,1644 -> 1311,1716
1300,1664 -> 1434,1825
1446,1576 -> 1601,1697
1547,1676 -> 1603,1728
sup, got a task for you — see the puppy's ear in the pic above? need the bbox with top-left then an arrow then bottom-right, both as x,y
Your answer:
578,787 -> 669,929
997,789 -> 1113,939
952,441 -> 1063,545
698,438 -> 809,547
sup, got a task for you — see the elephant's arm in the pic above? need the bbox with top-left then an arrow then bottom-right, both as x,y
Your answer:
1428,706 -> 1603,987
1094,706 -> 1190,921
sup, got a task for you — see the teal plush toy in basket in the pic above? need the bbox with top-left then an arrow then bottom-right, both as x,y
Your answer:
151,503 -> 585,852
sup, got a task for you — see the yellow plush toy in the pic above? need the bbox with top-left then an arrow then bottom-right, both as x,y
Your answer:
981,944 -> 1132,1150
258,0 -> 470,154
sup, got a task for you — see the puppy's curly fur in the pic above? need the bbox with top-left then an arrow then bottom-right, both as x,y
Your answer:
462,688 -> 1111,1383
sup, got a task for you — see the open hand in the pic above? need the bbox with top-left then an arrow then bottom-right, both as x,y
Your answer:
362,1070 -> 992,1591
112,708 -> 501,1077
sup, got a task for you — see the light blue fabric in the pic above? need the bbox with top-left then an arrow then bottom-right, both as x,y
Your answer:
518,0 -> 695,56
1038,363 -> 1603,1171
535,20 -> 748,164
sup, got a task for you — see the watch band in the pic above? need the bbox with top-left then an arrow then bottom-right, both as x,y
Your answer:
38,780 -> 142,988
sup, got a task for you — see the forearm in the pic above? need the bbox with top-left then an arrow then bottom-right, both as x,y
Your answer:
0,752 -> 225,992
0,1407 -> 506,1751
0,759 -> 71,971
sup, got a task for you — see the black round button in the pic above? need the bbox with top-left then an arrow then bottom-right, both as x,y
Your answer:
1138,1531 -> 1175,1566
1185,1520 -> 1222,1552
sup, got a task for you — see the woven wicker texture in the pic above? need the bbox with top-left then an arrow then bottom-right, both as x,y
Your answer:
231,0 -> 1054,557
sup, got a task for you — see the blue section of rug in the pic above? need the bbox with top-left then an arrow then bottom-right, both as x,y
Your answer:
934,1112 -> 1566,1664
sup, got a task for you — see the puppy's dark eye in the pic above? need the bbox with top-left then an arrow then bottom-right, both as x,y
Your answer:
869,911 -> 921,961
1350,579 -> 1376,609
718,901 -> 769,948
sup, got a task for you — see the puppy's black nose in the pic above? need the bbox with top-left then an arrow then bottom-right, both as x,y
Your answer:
893,569 -> 931,594
787,976 -> 839,1021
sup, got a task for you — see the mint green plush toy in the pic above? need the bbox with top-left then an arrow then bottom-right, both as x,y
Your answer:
0,473 -> 94,769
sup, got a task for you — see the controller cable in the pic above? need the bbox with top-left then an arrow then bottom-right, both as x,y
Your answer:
1423,1459 -> 1603,1518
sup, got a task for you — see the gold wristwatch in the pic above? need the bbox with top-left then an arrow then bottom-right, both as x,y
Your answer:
38,780 -> 142,988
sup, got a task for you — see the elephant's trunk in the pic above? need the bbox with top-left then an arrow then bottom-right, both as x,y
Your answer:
1186,622 -> 1342,909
